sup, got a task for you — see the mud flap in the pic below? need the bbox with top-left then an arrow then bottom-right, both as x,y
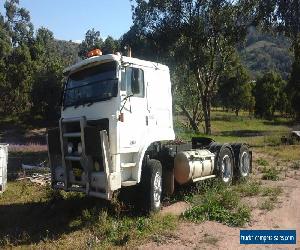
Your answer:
100,130 -> 121,198
163,167 -> 175,196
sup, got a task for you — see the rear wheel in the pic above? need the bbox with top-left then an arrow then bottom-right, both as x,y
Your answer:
217,147 -> 234,185
141,159 -> 162,213
232,144 -> 250,179
238,145 -> 250,178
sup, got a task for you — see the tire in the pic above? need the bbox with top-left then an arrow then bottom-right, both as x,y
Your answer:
141,159 -> 163,213
217,147 -> 234,185
232,144 -> 250,179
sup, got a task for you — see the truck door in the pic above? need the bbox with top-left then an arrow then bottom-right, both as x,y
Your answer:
119,66 -> 147,152
145,69 -> 174,142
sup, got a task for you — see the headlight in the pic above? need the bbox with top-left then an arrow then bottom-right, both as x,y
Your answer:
67,142 -> 73,154
94,161 -> 100,171
77,142 -> 83,154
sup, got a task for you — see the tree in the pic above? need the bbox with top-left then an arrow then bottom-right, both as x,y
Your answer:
289,60 -> 300,119
256,0 -> 300,118
173,64 -> 203,133
5,44 -> 34,114
121,24 -> 160,60
0,1 -> 76,120
31,61 -> 63,120
4,0 -> 34,46
30,27 -> 64,120
102,36 -> 120,54
130,0 -> 255,134
78,28 -> 103,58
0,0 -> 35,115
0,14 -> 11,112
219,64 -> 255,116
254,71 -> 286,119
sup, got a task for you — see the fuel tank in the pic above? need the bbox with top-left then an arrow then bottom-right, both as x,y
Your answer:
174,149 -> 215,185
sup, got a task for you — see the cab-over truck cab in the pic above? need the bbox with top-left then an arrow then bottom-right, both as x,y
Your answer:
47,52 -> 175,211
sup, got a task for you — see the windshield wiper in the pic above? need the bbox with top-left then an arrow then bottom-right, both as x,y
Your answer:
87,101 -> 94,107
74,99 -> 85,109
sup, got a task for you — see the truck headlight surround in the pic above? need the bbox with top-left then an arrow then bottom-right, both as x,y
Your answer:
67,142 -> 74,154
77,142 -> 83,155
94,161 -> 100,171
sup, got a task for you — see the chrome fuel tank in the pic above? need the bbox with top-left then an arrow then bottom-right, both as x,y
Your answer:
174,149 -> 215,185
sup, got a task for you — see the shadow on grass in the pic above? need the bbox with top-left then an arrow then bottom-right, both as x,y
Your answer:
263,120 -> 294,127
218,130 -> 286,138
218,130 -> 270,137
8,151 -> 49,178
0,113 -> 58,145
0,196 -> 103,246
0,186 -> 144,247
0,128 -> 47,144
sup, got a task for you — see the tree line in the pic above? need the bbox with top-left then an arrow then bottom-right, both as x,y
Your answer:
0,0 -> 300,135
124,0 -> 300,134
0,0 -> 120,121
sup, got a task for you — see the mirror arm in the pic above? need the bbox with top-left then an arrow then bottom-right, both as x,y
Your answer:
120,94 -> 133,113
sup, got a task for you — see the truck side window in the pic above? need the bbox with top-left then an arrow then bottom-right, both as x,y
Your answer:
125,67 -> 144,97
120,69 -> 126,91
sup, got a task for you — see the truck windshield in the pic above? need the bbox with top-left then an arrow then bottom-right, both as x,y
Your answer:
63,61 -> 118,107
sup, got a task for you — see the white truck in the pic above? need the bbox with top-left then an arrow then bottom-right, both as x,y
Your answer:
47,49 -> 252,212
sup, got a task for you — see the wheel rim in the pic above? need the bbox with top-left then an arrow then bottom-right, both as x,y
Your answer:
240,151 -> 250,177
153,171 -> 162,208
221,155 -> 232,183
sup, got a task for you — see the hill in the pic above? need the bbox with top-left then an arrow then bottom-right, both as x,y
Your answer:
239,28 -> 293,79
53,39 -> 80,67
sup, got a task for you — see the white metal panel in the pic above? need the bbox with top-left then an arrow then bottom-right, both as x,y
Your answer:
64,54 -> 169,75
0,144 -> 8,193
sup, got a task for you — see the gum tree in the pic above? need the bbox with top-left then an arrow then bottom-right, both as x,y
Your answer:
130,0 -> 255,134
257,0 -> 300,119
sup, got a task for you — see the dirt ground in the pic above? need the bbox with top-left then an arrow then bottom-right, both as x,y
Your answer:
141,152 -> 300,250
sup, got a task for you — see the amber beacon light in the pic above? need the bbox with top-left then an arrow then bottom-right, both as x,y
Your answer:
87,49 -> 102,58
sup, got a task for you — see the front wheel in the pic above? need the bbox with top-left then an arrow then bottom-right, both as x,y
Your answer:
141,159 -> 162,213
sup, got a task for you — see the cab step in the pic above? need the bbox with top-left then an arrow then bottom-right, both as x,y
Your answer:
63,132 -> 81,138
192,175 -> 216,182
65,156 -> 81,161
121,162 -> 136,168
121,180 -> 137,187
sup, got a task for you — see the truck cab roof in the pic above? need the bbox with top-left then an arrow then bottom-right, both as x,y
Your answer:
63,53 -> 169,75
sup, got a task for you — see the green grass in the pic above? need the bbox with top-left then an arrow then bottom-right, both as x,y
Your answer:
259,145 -> 300,161
0,181 -> 177,249
261,168 -> 280,181
261,186 -> 282,197
259,196 -> 278,211
72,209 -> 177,248
211,113 -> 289,135
182,182 -> 251,227
234,180 -> 262,197
290,161 -> 300,170
256,158 -> 269,166
181,177 -> 285,225
175,110 -> 292,147
259,186 -> 282,211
